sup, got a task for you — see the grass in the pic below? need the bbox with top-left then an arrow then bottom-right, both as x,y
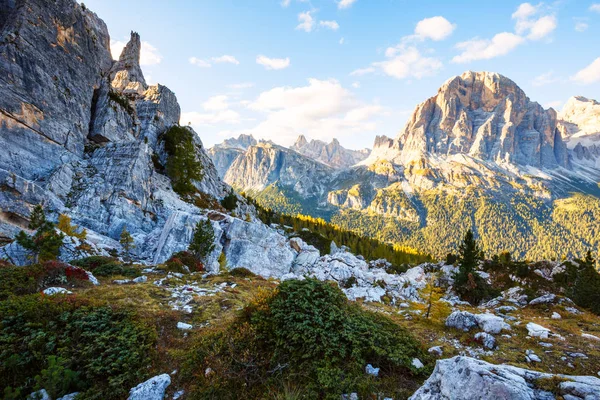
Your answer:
2,263 -> 599,399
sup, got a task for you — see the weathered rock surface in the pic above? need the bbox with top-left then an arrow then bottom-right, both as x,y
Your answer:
128,373 -> 171,400
207,134 -> 257,176
410,356 -> 600,400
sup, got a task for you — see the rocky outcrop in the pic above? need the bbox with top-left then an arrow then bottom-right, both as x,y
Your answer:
410,356 -> 600,400
0,0 -> 232,264
291,135 -> 370,169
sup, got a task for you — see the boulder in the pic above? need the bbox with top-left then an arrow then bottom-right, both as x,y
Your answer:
409,356 -> 600,400
474,313 -> 511,334
365,364 -> 380,377
177,322 -> 193,330
445,311 -> 478,332
128,373 -> 171,400
43,287 -> 71,296
527,322 -> 551,339
221,218 -> 295,278
474,332 -> 496,350
289,237 -> 320,270
428,346 -> 443,357
529,294 -> 556,306
27,390 -> 50,400
525,350 -> 541,363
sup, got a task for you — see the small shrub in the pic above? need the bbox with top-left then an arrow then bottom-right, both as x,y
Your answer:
228,267 -> 256,278
220,190 -> 238,211
342,276 -> 358,289
71,256 -> 137,277
57,214 -> 87,240
170,251 -> 204,272
16,205 -> 64,263
108,90 -> 134,115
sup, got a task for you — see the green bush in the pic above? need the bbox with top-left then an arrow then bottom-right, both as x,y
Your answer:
71,256 -> 138,277
184,279 -> 427,399
0,264 -> 38,300
0,295 -> 156,399
227,267 -> 256,278
220,190 -> 238,211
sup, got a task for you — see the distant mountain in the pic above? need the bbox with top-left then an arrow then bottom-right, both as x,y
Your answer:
291,135 -> 370,169
214,71 -> 600,260
558,96 -> 600,167
207,134 -> 257,176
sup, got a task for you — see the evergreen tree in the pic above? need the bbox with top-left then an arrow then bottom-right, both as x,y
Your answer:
16,205 -> 64,263
189,219 -> 215,260
571,251 -> 600,314
454,229 -> 492,304
221,190 -> 238,211
120,227 -> 135,261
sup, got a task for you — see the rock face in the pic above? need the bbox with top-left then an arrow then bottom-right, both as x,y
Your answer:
395,71 -> 569,169
291,135 -> 370,169
558,96 -> 600,167
0,0 -> 232,263
410,356 -> 600,400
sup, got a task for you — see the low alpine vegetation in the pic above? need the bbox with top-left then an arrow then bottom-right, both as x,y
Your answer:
183,279 -> 428,399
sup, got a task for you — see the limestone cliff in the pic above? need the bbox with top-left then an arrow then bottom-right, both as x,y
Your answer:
290,135 -> 370,169
0,0 -> 233,264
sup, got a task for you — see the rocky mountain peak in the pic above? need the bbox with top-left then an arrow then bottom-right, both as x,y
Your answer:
290,135 -> 370,169
110,31 -> 147,94
294,134 -> 308,148
394,70 -> 568,170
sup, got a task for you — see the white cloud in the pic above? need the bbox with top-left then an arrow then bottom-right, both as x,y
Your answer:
320,20 -> 340,31
296,11 -> 316,32
189,55 -> 239,67
571,58 -> 600,84
513,3 -> 557,40
256,55 -> 291,70
338,0 -> 357,9
189,57 -> 212,68
375,46 -> 443,79
575,22 -> 589,32
591,4 -> 600,13
531,71 -> 559,87
211,55 -> 240,65
228,82 -> 255,89
281,0 -> 291,7
203,95 -> 230,111
350,67 -> 375,76
452,32 -> 524,63
242,78 -> 384,144
352,81 -> 360,88
110,40 -> 162,65
512,3 -> 538,20
181,95 -> 241,127
414,16 -> 456,41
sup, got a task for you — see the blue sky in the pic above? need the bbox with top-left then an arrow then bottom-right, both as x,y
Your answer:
82,0 -> 600,149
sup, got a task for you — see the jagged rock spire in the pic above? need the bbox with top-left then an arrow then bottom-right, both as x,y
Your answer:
110,31 -> 147,94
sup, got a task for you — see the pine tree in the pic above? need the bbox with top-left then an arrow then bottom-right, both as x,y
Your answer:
571,251 -> 600,313
454,229 -> 492,304
189,219 -> 215,260
120,226 -> 135,261
16,205 -> 64,263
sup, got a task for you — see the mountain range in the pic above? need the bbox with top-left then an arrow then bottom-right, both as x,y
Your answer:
210,72 -> 600,259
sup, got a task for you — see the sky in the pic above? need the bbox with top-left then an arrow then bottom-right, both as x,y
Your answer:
81,0 -> 600,150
